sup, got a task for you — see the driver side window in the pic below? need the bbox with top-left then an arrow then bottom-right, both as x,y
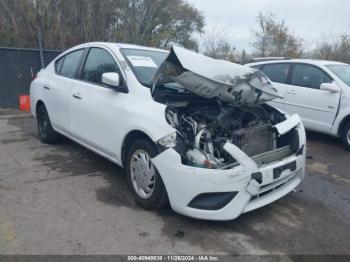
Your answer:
291,64 -> 332,89
81,48 -> 119,85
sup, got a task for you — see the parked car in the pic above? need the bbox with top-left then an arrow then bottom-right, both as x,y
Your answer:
246,59 -> 350,150
30,43 -> 306,220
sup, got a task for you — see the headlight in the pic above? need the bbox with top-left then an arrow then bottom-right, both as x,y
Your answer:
158,132 -> 177,148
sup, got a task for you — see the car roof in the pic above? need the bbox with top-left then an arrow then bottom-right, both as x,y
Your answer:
70,42 -> 168,53
115,43 -> 168,53
246,58 -> 348,67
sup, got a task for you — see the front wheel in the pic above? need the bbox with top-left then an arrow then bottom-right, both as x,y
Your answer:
341,122 -> 350,151
126,139 -> 168,209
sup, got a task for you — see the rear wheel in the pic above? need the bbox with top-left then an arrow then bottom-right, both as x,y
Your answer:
36,104 -> 61,144
126,139 -> 168,209
341,122 -> 350,151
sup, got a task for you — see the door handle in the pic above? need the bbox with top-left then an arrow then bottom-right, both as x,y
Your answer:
72,93 -> 82,100
43,84 -> 50,90
287,90 -> 296,94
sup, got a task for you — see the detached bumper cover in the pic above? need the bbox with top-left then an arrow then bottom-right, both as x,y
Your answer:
152,114 -> 306,221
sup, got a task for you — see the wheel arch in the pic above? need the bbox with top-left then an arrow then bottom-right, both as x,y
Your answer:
35,100 -> 45,117
121,130 -> 156,168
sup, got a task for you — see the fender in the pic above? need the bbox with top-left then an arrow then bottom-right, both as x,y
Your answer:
115,107 -> 176,165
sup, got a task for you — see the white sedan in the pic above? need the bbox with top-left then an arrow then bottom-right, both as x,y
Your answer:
247,59 -> 350,150
30,42 -> 306,220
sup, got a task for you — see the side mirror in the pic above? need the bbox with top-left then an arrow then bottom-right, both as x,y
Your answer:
320,82 -> 340,93
102,72 -> 120,87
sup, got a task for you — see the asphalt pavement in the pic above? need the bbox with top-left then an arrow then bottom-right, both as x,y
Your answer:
0,114 -> 349,255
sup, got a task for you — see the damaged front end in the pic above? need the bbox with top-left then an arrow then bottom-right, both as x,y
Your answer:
149,46 -> 305,220
163,102 -> 301,169
152,46 -> 301,168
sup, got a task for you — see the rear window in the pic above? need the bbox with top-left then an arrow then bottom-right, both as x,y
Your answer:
56,49 -> 84,78
55,56 -> 64,73
261,63 -> 290,84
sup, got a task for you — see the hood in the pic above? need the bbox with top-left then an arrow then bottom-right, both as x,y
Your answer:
153,46 -> 282,104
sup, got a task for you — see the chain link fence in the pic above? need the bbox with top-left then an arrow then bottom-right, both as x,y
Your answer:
0,47 -> 62,109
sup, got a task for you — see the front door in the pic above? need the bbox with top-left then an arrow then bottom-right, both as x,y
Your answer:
69,47 -> 127,158
283,64 -> 340,131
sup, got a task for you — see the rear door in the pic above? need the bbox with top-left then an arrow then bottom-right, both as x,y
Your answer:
69,47 -> 128,158
43,49 -> 85,133
260,63 -> 292,110
283,63 -> 340,131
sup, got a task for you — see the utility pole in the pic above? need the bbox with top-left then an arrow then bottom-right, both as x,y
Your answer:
37,26 -> 45,68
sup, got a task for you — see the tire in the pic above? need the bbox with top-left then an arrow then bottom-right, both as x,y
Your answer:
36,104 -> 61,144
341,121 -> 350,151
126,139 -> 168,209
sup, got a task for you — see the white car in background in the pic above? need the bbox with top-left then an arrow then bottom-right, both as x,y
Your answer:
30,43 -> 306,220
246,59 -> 350,150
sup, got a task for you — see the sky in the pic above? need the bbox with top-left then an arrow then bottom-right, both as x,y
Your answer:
187,0 -> 350,52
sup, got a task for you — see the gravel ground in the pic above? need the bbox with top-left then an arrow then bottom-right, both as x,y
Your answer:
0,115 -> 349,256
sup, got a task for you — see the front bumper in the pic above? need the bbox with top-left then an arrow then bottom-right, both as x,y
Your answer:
152,114 -> 306,221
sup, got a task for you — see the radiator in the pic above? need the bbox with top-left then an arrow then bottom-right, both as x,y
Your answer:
232,124 -> 274,156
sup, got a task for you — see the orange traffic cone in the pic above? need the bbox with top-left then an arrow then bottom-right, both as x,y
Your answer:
19,95 -> 30,112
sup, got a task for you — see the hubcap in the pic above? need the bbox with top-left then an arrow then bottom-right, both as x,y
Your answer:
130,149 -> 156,199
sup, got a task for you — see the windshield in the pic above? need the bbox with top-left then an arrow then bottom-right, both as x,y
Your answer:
120,48 -> 168,86
326,64 -> 350,86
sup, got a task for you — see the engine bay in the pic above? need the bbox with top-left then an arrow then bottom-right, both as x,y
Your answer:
163,99 -> 294,169
151,46 -> 296,169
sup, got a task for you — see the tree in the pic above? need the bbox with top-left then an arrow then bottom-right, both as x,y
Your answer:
0,0 -> 204,50
311,33 -> 350,63
116,0 -> 204,49
251,12 -> 303,58
235,49 -> 253,65
201,24 -> 236,61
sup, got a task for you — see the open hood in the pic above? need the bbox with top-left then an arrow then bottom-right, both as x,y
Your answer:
153,46 -> 282,104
